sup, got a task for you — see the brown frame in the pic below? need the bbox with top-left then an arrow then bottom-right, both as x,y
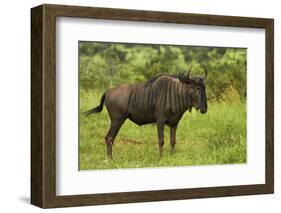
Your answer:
31,4 -> 274,208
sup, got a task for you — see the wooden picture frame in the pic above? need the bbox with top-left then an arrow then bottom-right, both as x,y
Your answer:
31,4 -> 274,208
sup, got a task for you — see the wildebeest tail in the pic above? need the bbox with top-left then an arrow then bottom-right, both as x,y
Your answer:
84,93 -> 106,116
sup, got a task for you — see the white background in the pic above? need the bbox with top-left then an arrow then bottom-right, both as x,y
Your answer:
0,0 -> 279,212
57,18 -> 265,195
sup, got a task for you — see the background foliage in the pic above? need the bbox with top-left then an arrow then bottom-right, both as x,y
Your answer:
79,42 -> 247,170
79,42 -> 247,102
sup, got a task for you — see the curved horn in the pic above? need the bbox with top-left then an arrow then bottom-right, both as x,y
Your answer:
203,64 -> 208,79
187,65 -> 192,79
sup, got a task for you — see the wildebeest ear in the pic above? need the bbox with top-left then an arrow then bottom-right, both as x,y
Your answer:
203,64 -> 208,79
186,65 -> 192,79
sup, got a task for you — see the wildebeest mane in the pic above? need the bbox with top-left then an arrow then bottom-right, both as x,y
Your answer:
145,73 -> 192,87
129,74 -> 193,120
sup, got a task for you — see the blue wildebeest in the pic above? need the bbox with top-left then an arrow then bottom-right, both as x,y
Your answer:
85,65 -> 208,158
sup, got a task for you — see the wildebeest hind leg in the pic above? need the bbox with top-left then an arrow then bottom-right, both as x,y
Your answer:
105,120 -> 124,159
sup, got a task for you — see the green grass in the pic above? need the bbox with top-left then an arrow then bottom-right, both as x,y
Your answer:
79,89 -> 246,170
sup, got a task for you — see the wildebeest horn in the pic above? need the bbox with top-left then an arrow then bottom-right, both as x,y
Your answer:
203,64 -> 208,79
187,65 -> 192,79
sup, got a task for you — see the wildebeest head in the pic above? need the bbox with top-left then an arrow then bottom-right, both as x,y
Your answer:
186,65 -> 208,114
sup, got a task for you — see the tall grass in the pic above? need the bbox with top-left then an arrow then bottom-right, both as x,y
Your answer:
79,89 -> 246,170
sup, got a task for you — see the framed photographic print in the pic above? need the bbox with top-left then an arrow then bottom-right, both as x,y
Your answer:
31,4 -> 274,208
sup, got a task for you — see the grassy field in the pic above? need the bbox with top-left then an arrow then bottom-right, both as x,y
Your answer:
79,89 -> 246,170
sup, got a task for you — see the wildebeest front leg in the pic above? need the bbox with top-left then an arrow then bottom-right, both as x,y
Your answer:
170,125 -> 177,154
105,120 -> 124,159
157,121 -> 165,158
